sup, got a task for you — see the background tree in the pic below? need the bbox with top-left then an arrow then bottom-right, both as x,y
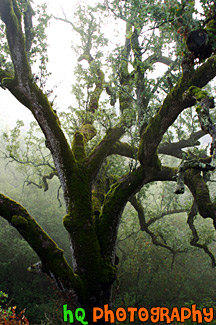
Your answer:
1,0 -> 216,322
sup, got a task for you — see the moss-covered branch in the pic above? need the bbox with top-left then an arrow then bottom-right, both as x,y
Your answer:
0,0 -> 77,207
150,165 -> 178,183
118,23 -> 134,113
97,165 -> 178,258
138,55 -> 216,166
175,155 -> 214,194
0,68 -> 13,87
72,125 -> 97,162
185,169 -> 216,222
190,87 -> 216,157
148,165 -> 216,226
105,129 -> 206,161
97,166 -> 146,259
86,123 -> 125,179
85,23 -> 137,178
108,141 -> 137,158
106,129 -> 206,160
0,193 -> 83,295
72,131 -> 87,162
0,0 -> 31,83
78,54 -> 104,116
130,28 -> 148,122
149,164 -> 216,225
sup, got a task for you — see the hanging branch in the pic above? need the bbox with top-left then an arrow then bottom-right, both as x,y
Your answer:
175,88 -> 216,194
187,201 -> 216,267
175,154 -> 214,194
25,170 -> 58,192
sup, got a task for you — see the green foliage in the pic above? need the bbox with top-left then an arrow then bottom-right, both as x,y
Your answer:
0,22 -> 13,71
0,0 -> 51,89
29,2 -> 51,89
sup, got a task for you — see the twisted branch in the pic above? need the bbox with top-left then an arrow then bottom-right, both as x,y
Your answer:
187,201 -> 216,267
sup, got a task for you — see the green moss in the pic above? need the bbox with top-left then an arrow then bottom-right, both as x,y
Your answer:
0,194 -> 28,222
196,105 -> 202,113
138,113 -> 162,165
186,170 -> 216,219
206,19 -> 216,33
152,152 -> 161,170
63,211 -> 117,292
11,215 -> 28,227
62,164 -> 117,291
206,19 -> 216,50
72,131 -> 86,162
80,123 -> 96,142
0,194 -> 84,294
98,167 -> 145,258
2,77 -> 16,89
189,86 -> 208,101
92,190 -> 103,217
78,54 -> 93,63
63,214 -> 72,232
88,69 -> 104,113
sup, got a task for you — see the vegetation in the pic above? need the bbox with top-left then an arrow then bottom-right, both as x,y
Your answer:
1,0 -> 216,323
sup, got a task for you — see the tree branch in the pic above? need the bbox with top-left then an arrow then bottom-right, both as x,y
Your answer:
187,201 -> 216,267
106,130 -> 206,160
25,170 -> 58,192
0,193 -> 82,294
129,196 -> 177,255
23,0 -> 34,53
185,169 -> 216,222
138,55 -> 216,166
0,68 -> 13,87
108,141 -> 137,158
0,0 -> 76,208
86,123 -> 125,180
159,130 -> 205,159
97,166 -> 146,259
175,155 -> 214,194
0,0 -> 31,83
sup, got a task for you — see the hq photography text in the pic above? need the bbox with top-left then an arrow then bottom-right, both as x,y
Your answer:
62,303 -> 214,324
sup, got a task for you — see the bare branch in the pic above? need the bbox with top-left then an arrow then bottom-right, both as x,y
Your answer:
25,170 -> 58,192
53,14 -> 79,33
129,196 -> 186,255
107,130 -> 206,160
187,201 -> 216,267
159,130 -> 205,159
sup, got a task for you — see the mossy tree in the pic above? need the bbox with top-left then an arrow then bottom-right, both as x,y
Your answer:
1,0 -> 216,322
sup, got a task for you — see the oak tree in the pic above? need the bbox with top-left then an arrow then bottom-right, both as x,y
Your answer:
1,0 -> 216,322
